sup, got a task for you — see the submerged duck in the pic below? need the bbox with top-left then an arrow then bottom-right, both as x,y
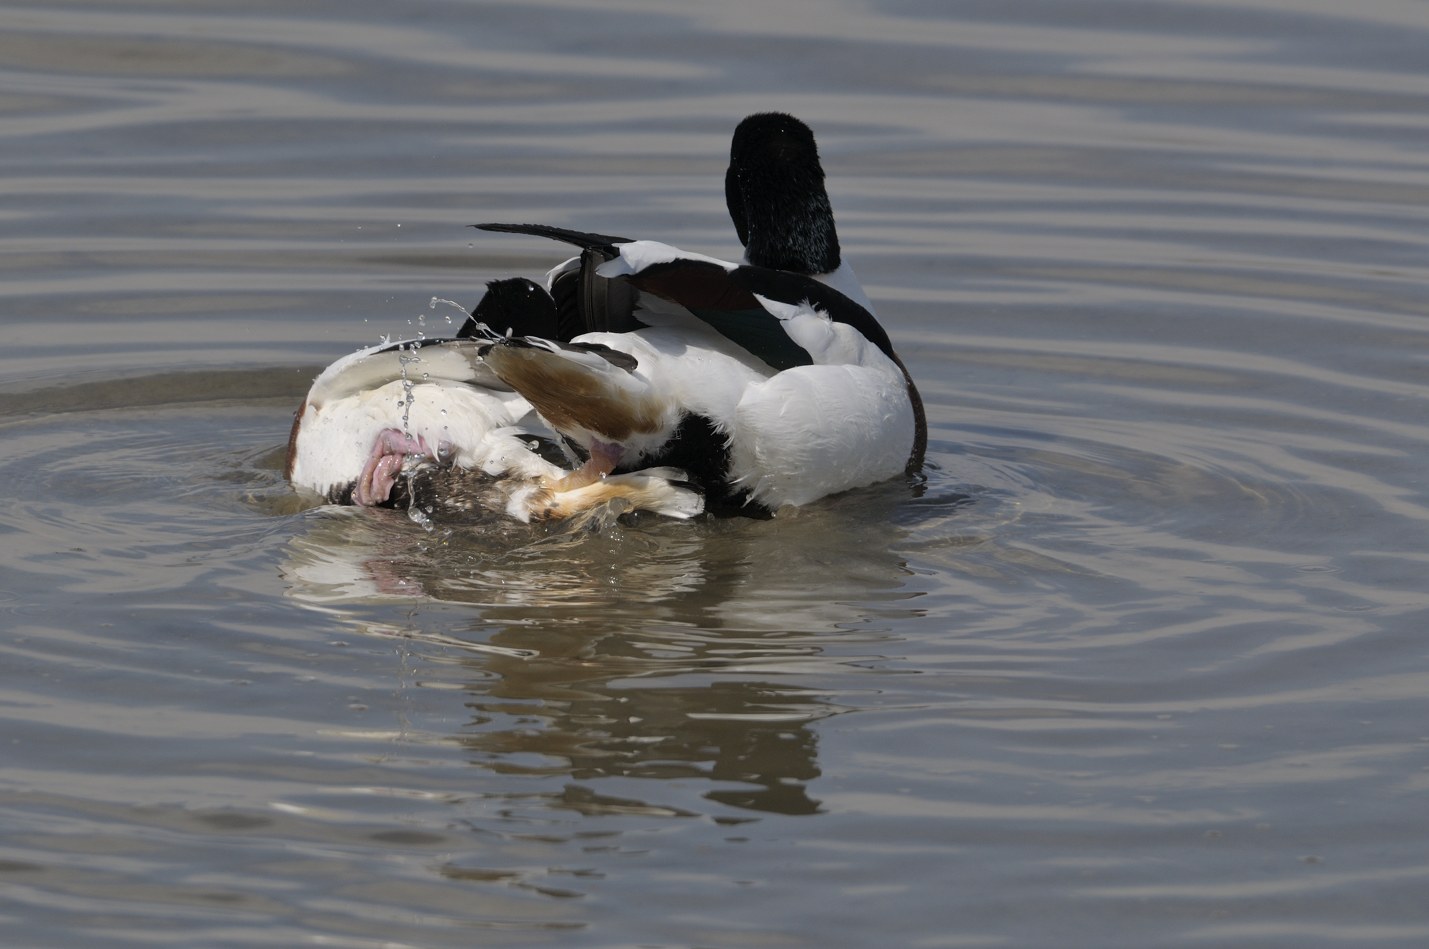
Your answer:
473,112 -> 926,513
284,279 -> 703,522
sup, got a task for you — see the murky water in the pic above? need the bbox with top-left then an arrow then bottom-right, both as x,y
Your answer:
3,1 -> 1429,946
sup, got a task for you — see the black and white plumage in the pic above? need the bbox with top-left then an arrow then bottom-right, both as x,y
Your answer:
284,280 -> 704,522
285,111 -> 923,521
475,234 -> 924,512
470,112 -> 926,513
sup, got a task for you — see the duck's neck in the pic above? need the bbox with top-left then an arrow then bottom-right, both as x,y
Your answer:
725,116 -> 843,276
730,172 -> 842,275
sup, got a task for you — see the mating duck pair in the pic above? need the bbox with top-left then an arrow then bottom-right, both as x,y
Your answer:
286,113 -> 926,522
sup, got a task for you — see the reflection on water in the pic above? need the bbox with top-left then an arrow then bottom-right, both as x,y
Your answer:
282,478 -> 947,819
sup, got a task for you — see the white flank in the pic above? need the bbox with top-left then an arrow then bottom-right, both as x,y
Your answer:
726,363 -> 914,508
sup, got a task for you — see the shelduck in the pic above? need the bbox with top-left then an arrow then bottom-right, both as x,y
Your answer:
285,111 -> 923,521
473,112 -> 926,513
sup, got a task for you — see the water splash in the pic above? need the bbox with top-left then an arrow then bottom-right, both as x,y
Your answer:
429,296 -> 468,327
393,342 -> 426,526
406,496 -> 435,531
395,343 -> 421,431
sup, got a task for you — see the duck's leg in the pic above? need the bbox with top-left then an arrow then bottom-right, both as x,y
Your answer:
551,439 -> 623,492
539,470 -> 703,521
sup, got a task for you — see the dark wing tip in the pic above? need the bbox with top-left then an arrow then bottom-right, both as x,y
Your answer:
495,336 -> 639,373
471,222 -> 630,251
573,341 -> 639,373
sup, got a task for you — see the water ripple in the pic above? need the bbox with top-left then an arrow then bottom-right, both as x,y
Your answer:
4,0 -> 1429,944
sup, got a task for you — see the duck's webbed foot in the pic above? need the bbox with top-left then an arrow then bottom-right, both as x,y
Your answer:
551,439 -> 624,492
539,467 -> 704,521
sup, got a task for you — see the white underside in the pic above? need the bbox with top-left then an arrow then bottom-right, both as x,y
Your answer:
288,338 -> 705,521
288,377 -> 552,493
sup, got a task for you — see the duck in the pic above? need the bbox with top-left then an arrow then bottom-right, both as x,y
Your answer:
287,112 -> 924,521
284,278 -> 704,523
471,111 -> 926,514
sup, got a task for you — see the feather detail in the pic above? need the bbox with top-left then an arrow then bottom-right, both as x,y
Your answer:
287,332 -> 701,522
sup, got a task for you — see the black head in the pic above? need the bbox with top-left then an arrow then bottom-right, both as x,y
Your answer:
459,277 -> 559,339
725,112 -> 841,275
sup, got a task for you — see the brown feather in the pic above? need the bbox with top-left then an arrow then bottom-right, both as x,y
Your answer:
484,345 -> 667,441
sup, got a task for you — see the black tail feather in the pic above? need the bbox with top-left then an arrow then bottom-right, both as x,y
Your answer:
472,222 -> 629,254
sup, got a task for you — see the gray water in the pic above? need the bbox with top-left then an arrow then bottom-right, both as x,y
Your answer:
3,1 -> 1429,946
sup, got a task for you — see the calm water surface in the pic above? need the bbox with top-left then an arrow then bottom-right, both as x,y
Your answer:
3,1 -> 1429,946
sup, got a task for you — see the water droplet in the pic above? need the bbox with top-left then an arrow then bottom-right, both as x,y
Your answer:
429,297 -> 469,322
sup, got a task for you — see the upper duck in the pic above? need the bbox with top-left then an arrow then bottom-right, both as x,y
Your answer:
473,112 -> 926,514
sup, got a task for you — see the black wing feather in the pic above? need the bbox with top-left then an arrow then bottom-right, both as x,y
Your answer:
473,222 -> 629,255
